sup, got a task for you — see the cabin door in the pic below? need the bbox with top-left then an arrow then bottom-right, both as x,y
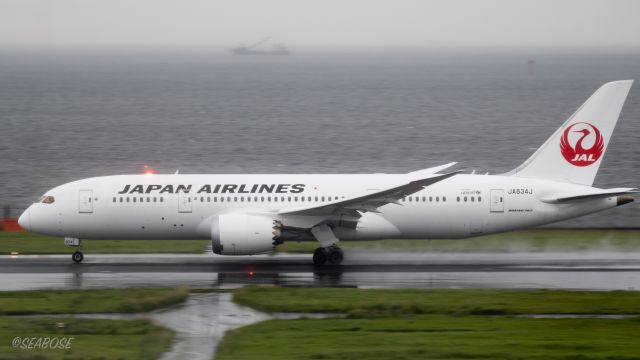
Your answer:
178,190 -> 192,213
78,189 -> 94,213
490,189 -> 504,213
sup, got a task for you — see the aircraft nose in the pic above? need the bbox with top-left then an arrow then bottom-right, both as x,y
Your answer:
18,208 -> 31,231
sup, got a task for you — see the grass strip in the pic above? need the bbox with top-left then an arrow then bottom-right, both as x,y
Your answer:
278,228 -> 640,253
0,287 -> 190,315
233,287 -> 640,315
2,229 -> 639,254
216,315 -> 640,360
0,317 -> 173,360
0,232 -> 209,254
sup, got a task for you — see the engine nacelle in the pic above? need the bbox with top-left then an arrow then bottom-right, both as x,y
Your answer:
211,213 -> 279,255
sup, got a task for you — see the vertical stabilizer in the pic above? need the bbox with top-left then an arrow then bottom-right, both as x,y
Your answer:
509,80 -> 633,185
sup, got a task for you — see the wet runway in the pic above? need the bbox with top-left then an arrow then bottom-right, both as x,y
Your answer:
2,251 -> 640,290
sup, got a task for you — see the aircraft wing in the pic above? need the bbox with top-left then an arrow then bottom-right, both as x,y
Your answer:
279,162 -> 460,217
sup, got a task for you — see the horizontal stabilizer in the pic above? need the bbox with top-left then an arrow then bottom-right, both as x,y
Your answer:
541,188 -> 637,203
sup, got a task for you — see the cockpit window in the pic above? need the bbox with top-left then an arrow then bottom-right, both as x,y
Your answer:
36,195 -> 55,204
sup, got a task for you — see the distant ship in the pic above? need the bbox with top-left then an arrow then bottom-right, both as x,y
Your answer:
231,37 -> 291,56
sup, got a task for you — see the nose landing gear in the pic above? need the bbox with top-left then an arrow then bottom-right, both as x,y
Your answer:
64,237 -> 84,263
72,251 -> 84,263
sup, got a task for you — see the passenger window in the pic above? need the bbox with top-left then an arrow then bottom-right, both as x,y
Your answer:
478,196 -> 482,202
153,197 -> 157,202
457,196 -> 460,202
261,197 -> 265,202
429,196 -> 432,202
471,196 -> 475,202
126,197 -> 130,203
220,197 -> 224,202
112,197 -> 116,202
161,197 -> 164,202
443,196 -> 446,202
288,196 -> 292,202
133,197 -> 137,203
464,196 -> 467,202
436,196 -> 439,202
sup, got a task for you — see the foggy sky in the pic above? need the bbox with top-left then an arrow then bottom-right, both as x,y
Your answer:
1,0 -> 639,49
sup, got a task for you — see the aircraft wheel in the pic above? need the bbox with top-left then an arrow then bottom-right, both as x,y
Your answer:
312,247 -> 327,265
72,251 -> 84,263
328,248 -> 343,265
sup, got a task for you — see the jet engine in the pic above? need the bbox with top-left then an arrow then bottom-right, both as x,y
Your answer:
211,213 -> 281,255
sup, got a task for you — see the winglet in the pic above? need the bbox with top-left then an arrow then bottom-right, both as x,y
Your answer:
409,162 -> 458,179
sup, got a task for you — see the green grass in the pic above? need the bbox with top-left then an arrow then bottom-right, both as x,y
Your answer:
277,229 -> 640,253
233,287 -> 640,316
0,287 -> 190,315
220,287 -> 640,360
2,229 -> 639,254
216,315 -> 640,360
0,232 -> 209,254
0,317 -> 173,360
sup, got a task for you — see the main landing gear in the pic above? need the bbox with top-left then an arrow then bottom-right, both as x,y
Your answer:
313,246 -> 343,266
310,224 -> 343,266
64,237 -> 84,263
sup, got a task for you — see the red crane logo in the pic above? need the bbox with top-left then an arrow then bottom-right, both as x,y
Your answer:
560,122 -> 604,167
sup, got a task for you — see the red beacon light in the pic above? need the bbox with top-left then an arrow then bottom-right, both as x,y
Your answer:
142,164 -> 157,175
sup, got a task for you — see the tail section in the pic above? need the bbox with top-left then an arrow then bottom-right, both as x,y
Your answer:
509,80 -> 633,185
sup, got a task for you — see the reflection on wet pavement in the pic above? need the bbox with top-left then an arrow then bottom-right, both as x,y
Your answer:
2,252 -> 640,291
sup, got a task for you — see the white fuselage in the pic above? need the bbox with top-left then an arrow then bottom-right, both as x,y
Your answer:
21,173 -> 617,241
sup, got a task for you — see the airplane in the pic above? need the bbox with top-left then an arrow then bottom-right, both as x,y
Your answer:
18,80 -> 637,265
